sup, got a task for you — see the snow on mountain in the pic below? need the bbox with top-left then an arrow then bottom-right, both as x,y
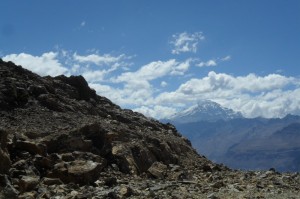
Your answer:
168,100 -> 243,123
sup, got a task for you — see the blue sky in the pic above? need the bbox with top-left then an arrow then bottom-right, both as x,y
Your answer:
1,0 -> 300,119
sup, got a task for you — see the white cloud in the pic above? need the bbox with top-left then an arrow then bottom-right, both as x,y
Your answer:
3,52 -> 68,76
82,70 -> 107,82
133,105 -> 177,119
73,53 -> 126,66
196,55 -> 231,68
3,50 -> 300,120
161,81 -> 168,87
88,68 -> 300,119
114,59 -> 191,83
197,60 -> 217,67
170,32 -> 205,54
221,55 -> 231,61
150,71 -> 299,119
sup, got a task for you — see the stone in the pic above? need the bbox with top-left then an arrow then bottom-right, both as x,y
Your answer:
0,129 -> 11,174
147,162 -> 167,179
0,174 -> 19,199
211,181 -> 224,189
207,192 -> 219,199
48,159 -> 106,185
104,177 -> 117,187
15,140 -> 47,156
119,186 -> 133,197
18,176 -> 39,192
18,191 -> 37,199
41,177 -> 63,185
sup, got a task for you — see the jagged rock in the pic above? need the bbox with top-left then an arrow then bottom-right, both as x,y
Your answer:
0,174 -> 19,199
0,130 -> 11,174
207,192 -> 219,199
54,75 -> 96,101
15,140 -> 47,156
104,177 -> 117,187
147,162 -> 167,179
18,176 -> 39,192
47,159 -> 106,185
41,177 -> 63,185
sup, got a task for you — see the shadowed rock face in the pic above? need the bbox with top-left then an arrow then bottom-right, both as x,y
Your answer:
0,59 -> 300,198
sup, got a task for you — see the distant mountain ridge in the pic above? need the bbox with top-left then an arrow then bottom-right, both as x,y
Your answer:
163,101 -> 300,172
167,100 -> 243,123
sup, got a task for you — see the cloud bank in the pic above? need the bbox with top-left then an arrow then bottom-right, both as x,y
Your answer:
2,31 -> 300,119
3,52 -> 68,76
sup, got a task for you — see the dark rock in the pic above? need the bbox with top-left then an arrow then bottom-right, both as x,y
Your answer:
147,162 -> 167,179
48,159 -> 106,185
104,177 -> 117,187
18,175 -> 39,192
15,140 -> 47,156
55,75 -> 97,101
0,129 -> 11,174
41,177 -> 63,185
0,174 -> 19,198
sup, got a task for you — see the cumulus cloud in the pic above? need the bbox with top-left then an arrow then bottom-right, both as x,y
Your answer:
71,53 -> 133,83
151,71 -> 299,119
89,69 -> 300,119
133,105 -> 177,119
114,59 -> 191,84
73,53 -> 127,66
87,59 -> 192,112
196,55 -> 231,68
170,32 -> 205,54
82,70 -> 107,82
3,50 -> 300,120
221,55 -> 231,61
197,60 -> 217,67
161,81 -> 168,87
3,52 -> 68,76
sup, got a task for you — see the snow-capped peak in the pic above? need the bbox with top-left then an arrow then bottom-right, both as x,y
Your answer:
169,100 -> 243,123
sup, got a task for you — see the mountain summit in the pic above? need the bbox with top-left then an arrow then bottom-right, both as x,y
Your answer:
168,100 -> 243,123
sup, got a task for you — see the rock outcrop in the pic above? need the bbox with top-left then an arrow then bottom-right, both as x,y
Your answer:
0,59 -> 299,198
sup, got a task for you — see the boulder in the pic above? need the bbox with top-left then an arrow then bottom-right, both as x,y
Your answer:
41,177 -> 63,185
47,159 -> 106,185
119,186 -> 133,197
18,175 -> 39,192
147,162 -> 167,179
15,140 -> 47,156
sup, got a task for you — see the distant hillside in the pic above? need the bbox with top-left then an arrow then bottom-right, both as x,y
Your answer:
165,101 -> 300,172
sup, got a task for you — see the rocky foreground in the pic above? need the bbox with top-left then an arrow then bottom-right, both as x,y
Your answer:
0,59 -> 299,199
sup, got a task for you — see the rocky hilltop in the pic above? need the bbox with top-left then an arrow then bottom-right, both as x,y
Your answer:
0,59 -> 300,198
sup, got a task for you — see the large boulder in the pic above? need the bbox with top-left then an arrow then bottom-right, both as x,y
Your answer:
47,158 -> 106,185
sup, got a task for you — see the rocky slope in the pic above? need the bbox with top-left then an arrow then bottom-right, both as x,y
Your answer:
0,59 -> 300,198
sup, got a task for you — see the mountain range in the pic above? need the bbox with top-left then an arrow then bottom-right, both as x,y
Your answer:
164,100 -> 300,172
0,59 -> 299,198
